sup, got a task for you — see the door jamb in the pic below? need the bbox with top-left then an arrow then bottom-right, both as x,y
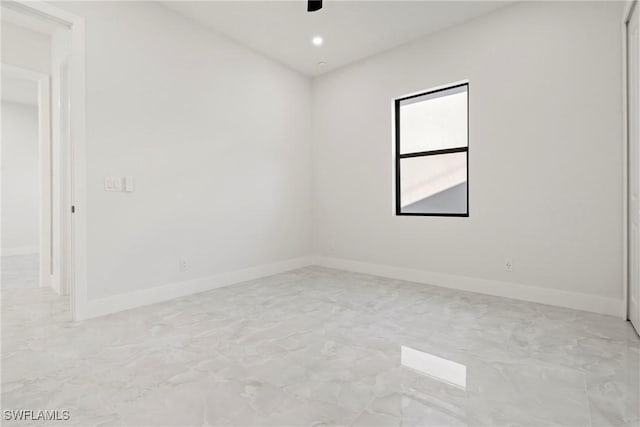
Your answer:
624,0 -> 638,322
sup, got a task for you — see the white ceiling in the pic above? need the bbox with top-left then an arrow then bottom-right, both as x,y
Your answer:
1,76 -> 38,106
163,1 -> 511,76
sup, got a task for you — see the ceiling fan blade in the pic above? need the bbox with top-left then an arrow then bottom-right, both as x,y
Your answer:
307,0 -> 322,12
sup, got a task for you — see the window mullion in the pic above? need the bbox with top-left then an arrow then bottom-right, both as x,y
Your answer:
399,146 -> 467,159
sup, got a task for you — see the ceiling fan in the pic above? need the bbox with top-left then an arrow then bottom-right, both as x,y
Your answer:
307,0 -> 322,12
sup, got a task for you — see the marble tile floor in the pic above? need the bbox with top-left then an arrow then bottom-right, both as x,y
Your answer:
1,254 -> 39,289
1,266 -> 639,426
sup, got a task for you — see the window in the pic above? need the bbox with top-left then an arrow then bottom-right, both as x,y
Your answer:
395,82 -> 468,216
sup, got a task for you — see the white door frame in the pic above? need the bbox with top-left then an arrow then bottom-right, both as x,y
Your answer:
624,0 -> 639,328
1,64 -> 51,289
2,0 -> 87,321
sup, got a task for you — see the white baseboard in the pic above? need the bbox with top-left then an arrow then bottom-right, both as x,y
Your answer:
83,256 -> 313,319
2,246 -> 38,257
81,254 -> 624,320
312,256 -> 625,318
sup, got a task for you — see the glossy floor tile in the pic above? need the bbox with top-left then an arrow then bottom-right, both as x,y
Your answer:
1,254 -> 39,289
2,266 -> 639,426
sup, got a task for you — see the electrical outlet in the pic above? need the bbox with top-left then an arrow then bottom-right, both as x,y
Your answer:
504,258 -> 513,272
179,259 -> 188,273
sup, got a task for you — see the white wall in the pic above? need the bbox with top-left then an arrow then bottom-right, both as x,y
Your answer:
55,2 -> 312,300
312,2 -> 624,304
1,101 -> 40,255
1,22 -> 51,73
47,1 -> 625,317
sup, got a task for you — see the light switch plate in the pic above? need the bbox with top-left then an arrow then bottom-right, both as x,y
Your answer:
124,176 -> 134,192
104,176 -> 122,192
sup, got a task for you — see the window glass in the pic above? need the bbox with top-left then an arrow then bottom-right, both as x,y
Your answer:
395,83 -> 468,216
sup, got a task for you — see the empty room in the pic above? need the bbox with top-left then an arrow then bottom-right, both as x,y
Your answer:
1,0 -> 639,426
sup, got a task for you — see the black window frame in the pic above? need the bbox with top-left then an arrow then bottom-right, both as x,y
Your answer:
394,82 -> 469,217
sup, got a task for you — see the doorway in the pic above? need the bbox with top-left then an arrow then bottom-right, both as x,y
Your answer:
1,1 -> 85,320
1,66 -> 50,291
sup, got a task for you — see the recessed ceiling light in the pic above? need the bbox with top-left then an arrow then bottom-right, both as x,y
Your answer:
317,61 -> 327,68
312,36 -> 323,46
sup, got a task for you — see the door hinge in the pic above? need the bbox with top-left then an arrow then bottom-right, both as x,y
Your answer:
71,205 -> 76,213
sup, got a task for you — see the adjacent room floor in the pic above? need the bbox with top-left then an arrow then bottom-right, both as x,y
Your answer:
1,254 -> 38,289
2,267 -> 639,426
